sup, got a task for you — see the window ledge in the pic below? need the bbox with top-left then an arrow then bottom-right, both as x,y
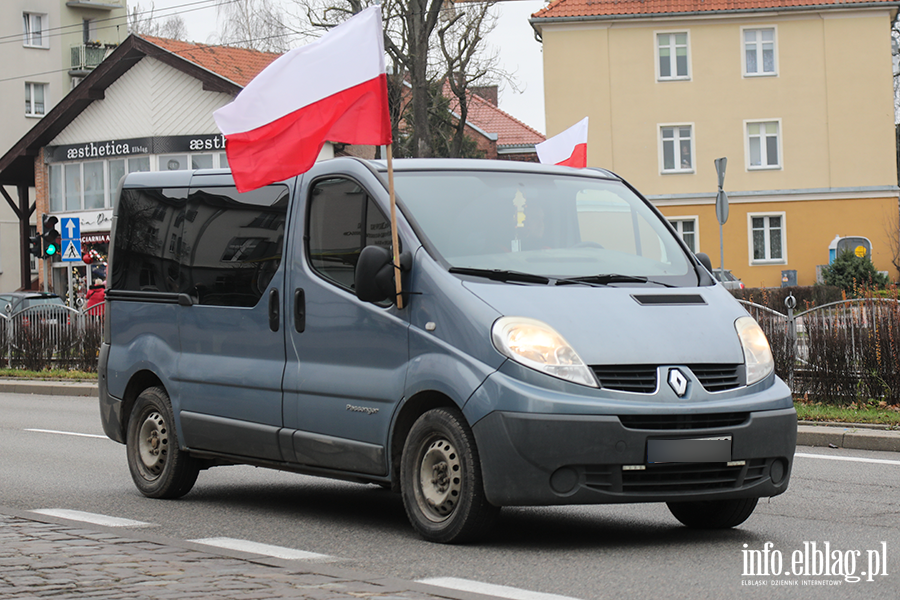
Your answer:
748,165 -> 782,171
23,45 -> 50,50
657,77 -> 691,82
661,169 -> 695,175
743,72 -> 777,78
750,260 -> 787,266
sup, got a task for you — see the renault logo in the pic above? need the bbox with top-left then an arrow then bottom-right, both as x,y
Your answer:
668,368 -> 689,397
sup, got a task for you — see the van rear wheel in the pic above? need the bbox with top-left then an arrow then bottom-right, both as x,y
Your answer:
667,498 -> 758,529
126,386 -> 199,499
400,408 -> 498,543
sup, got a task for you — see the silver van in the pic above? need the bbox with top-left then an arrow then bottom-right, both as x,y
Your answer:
99,158 -> 796,543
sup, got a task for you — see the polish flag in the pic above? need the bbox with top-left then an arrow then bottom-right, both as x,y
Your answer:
535,117 -> 588,168
214,6 -> 392,192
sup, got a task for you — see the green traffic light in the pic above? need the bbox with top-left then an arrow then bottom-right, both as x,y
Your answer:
46,244 -> 57,256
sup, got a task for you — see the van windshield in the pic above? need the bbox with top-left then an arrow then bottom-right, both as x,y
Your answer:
393,170 -> 697,286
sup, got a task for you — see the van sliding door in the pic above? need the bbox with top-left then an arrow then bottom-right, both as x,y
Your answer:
174,182 -> 289,461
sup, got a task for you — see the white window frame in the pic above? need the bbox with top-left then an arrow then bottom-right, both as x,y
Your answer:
659,123 -> 695,174
668,216 -> 699,253
23,13 -> 48,49
745,119 -> 782,170
655,30 -> 691,81
25,82 -> 47,117
747,211 -> 787,265
741,26 -> 777,77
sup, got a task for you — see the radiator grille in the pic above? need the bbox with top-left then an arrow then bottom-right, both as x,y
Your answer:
591,365 -> 657,393
619,413 -> 749,430
691,364 -> 742,392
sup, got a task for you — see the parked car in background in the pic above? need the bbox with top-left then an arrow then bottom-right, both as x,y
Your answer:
713,269 -> 744,290
0,292 -> 65,314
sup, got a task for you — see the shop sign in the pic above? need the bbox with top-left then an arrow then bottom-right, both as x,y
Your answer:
46,134 -> 227,163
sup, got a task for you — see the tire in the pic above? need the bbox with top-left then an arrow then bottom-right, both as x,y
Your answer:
667,497 -> 758,529
400,408 -> 499,543
126,386 -> 199,499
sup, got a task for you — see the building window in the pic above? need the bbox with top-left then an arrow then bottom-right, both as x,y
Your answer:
657,32 -> 689,80
23,13 -> 48,48
661,125 -> 693,173
746,120 -> 781,169
743,28 -> 776,76
668,218 -> 698,252
749,213 -> 786,263
25,83 -> 47,117
83,19 -> 97,44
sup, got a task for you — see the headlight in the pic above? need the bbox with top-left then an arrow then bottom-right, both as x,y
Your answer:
735,316 -> 774,385
491,316 -> 598,387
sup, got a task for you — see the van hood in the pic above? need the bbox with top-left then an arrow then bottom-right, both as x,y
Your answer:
463,282 -> 747,366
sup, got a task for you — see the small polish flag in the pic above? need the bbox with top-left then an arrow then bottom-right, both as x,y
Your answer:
214,6 -> 392,192
535,117 -> 588,168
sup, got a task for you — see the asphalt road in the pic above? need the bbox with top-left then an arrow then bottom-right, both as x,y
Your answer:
2,392 -> 899,599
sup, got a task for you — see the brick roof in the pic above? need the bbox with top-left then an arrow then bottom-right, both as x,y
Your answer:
533,0 -> 900,20
446,86 -> 546,148
141,36 -> 280,87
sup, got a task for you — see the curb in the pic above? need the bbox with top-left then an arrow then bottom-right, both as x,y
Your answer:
2,380 -> 899,453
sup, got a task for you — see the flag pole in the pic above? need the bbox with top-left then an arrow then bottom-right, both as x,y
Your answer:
386,144 -> 404,309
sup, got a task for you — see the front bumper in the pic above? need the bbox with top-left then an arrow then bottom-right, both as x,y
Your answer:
472,407 -> 797,507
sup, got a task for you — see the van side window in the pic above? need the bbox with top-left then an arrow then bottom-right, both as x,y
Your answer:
182,185 -> 288,307
307,177 -> 391,291
110,187 -> 187,293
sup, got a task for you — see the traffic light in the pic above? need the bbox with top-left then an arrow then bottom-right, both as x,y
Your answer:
41,215 -> 59,258
28,230 -> 42,258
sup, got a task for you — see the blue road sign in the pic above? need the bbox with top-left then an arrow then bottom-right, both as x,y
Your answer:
61,217 -> 82,262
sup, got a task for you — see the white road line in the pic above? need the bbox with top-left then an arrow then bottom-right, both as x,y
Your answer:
25,428 -> 108,439
189,537 -> 332,561
417,578 -> 582,600
30,509 -> 151,528
795,452 -> 900,466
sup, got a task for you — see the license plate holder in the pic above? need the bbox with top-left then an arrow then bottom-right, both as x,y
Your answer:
647,436 -> 732,464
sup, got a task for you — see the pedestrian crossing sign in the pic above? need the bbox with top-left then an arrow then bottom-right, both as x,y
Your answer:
62,240 -> 81,262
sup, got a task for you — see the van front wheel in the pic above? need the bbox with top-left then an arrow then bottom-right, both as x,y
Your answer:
667,497 -> 758,529
400,408 -> 498,543
126,386 -> 199,499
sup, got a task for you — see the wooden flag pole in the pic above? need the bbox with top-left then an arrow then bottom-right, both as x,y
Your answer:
386,144 -> 403,309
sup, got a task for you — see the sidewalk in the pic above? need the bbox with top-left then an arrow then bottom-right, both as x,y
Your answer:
3,379 -> 899,452
0,506 -> 484,600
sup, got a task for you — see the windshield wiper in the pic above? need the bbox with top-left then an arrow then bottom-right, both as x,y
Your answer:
555,274 -> 676,287
449,267 -> 550,285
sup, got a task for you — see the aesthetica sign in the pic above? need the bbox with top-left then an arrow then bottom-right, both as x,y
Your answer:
45,135 -> 226,163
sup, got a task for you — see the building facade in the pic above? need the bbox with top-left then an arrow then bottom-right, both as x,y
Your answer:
1,0 -> 127,292
532,0 -> 900,287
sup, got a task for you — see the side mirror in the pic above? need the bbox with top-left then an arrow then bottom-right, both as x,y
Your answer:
695,252 -> 713,273
355,246 -> 411,304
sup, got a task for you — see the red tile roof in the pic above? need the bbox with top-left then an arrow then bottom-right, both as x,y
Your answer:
446,86 -> 545,148
141,35 -> 280,87
534,0 -> 900,20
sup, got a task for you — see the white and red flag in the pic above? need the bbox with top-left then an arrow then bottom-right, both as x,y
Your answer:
214,6 -> 392,192
535,117 -> 588,168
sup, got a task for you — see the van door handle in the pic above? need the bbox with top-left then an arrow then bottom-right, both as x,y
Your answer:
268,289 -> 279,332
294,288 -> 305,333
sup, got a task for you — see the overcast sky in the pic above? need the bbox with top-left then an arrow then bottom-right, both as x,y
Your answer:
143,0 -> 547,133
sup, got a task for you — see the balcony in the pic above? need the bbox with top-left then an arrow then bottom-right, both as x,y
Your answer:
70,43 -> 115,74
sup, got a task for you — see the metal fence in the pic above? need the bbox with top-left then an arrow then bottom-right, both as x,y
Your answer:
0,304 -> 104,372
739,296 -> 900,405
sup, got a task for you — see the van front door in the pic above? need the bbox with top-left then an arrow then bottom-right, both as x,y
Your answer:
283,174 -> 409,476
175,182 -> 290,461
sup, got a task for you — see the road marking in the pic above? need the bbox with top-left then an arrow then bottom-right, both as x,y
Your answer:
189,537 -> 332,561
25,428 -> 108,439
417,578 -> 582,600
795,452 -> 900,466
31,509 -> 151,528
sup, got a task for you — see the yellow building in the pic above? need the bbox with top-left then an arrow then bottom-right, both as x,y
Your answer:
532,0 -> 900,287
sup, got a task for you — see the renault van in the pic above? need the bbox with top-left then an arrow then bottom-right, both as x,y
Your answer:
99,158 -> 796,543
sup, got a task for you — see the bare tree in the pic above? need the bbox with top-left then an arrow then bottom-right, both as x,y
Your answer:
128,2 -> 188,40
284,0 -> 503,158
213,0 -> 291,52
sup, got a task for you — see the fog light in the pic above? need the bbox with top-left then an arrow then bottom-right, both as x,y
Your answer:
770,458 -> 787,484
550,467 -> 579,494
